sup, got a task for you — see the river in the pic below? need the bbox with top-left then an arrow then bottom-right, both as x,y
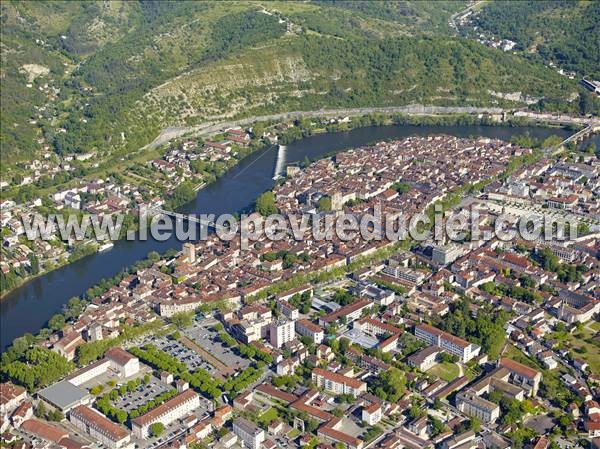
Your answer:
1,123 -> 592,350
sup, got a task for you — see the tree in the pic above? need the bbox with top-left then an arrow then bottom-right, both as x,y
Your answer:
170,181 -> 197,207
430,416 -> 445,437
48,409 -> 64,421
150,422 -> 165,437
317,196 -> 332,212
468,417 -> 481,432
170,311 -> 194,329
256,191 -> 277,216
35,401 -> 47,418
48,314 -> 65,331
147,251 -> 161,263
579,92 -> 593,115
29,253 -> 40,275
371,367 -> 406,402
116,409 -> 128,424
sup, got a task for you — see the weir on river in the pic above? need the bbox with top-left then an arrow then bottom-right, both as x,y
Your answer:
273,144 -> 287,180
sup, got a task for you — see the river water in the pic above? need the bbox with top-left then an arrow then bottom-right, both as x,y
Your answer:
1,124 -> 590,350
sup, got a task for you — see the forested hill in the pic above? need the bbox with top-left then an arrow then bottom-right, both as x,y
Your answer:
463,0 -> 599,78
0,0 -> 595,167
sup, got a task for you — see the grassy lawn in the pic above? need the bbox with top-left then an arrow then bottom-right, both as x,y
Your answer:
428,361 -> 460,382
554,326 -> 600,374
258,406 -> 279,426
546,326 -> 599,370
287,428 -> 301,439
589,321 -> 600,332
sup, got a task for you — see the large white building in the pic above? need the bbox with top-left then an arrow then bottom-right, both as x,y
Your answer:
295,319 -> 324,344
269,320 -> 295,348
233,417 -> 265,449
362,402 -> 383,426
105,347 -> 140,378
66,347 -> 140,387
131,390 -> 200,438
414,323 -> 480,362
70,405 -> 131,449
456,390 -> 500,423
312,368 -> 367,397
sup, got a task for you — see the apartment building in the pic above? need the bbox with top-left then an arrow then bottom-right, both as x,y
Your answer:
354,317 -> 402,339
456,389 -> 500,423
319,299 -> 372,327
0,382 -> 27,415
233,417 -> 265,449
70,405 -> 131,449
132,390 -> 200,438
383,266 -> 427,284
414,323 -> 480,362
499,358 -> 542,396
269,320 -> 296,348
277,300 -> 299,320
295,319 -> 324,344
353,282 -> 395,306
407,346 -> 440,371
362,402 -> 383,426
312,368 -> 367,397
432,244 -> 464,265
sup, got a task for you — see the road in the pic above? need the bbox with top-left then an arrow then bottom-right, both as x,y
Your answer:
143,105 -> 509,150
449,1 -> 486,32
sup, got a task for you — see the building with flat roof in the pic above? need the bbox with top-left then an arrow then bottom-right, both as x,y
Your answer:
233,417 -> 265,449
70,405 -> 131,449
37,380 -> 91,413
269,320 -> 295,348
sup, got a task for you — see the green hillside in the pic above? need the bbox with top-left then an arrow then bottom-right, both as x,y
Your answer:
0,0 -> 592,169
463,0 -> 600,78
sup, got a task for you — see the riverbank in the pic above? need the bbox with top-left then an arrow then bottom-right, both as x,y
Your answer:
2,111 -> 552,300
0,120 -> 588,349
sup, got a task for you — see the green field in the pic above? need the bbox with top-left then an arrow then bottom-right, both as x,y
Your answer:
549,324 -> 600,374
428,361 -> 460,382
258,406 -> 280,426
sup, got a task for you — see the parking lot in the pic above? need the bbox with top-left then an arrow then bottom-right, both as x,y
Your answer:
112,377 -> 171,413
183,319 -> 251,371
153,337 -> 214,372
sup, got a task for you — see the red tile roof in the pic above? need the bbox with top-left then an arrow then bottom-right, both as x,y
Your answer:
500,358 -> 541,379
132,390 -> 198,427
312,368 -> 366,390
70,405 -> 128,441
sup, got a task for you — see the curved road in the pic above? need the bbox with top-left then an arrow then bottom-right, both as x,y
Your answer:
144,105 -> 598,152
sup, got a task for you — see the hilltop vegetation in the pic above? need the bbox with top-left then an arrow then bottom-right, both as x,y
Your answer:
144,33 -> 579,128
0,0 -> 592,169
464,0 -> 600,78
